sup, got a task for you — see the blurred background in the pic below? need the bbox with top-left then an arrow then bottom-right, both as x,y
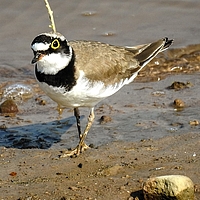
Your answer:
0,0 -> 199,69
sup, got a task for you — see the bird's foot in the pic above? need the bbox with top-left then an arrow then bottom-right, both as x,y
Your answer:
60,142 -> 90,158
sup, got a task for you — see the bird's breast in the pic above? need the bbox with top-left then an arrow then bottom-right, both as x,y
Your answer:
36,70 -> 135,108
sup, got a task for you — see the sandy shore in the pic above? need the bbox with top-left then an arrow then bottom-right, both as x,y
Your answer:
0,133 -> 200,199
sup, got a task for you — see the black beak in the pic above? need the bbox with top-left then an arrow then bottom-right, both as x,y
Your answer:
31,52 -> 42,64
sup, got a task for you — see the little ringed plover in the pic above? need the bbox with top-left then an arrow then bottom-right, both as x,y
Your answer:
31,32 -> 173,157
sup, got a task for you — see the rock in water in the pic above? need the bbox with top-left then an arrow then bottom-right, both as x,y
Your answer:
143,175 -> 194,200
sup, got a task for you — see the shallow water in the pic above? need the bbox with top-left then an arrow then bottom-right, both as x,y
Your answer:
0,0 -> 199,69
1,73 -> 200,149
0,0 -> 200,149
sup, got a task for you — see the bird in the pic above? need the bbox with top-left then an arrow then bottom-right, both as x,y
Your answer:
31,32 -> 173,157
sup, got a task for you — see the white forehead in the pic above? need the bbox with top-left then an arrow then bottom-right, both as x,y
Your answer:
31,42 -> 50,51
31,32 -> 66,51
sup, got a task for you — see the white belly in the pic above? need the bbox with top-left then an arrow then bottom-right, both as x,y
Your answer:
37,70 -> 138,108
38,81 -> 103,108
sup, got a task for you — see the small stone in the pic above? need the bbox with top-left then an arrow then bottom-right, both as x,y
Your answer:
100,115 -> 112,124
102,31 -> 116,37
35,97 -> 46,105
101,165 -> 122,176
89,143 -> 95,148
0,124 -> 7,130
39,99 -> 46,105
189,120 -> 199,126
124,104 -> 134,107
151,91 -> 165,96
167,81 -> 192,90
0,99 -> 19,116
68,186 -> 78,191
143,175 -> 194,200
9,171 -> 17,176
77,163 -> 83,168
173,99 -> 185,108
120,185 -> 126,190
81,11 -> 97,16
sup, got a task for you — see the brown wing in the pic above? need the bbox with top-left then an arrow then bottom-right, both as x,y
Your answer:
69,38 -> 173,86
69,40 -> 139,86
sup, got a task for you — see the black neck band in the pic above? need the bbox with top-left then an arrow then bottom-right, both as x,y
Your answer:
35,51 -> 76,92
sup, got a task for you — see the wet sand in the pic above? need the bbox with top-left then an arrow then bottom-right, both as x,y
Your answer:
0,0 -> 200,199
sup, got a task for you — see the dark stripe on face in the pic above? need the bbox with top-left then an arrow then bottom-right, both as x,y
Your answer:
31,35 -> 52,46
31,34 -> 70,56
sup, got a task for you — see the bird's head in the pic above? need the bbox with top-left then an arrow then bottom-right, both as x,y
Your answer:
31,32 -> 73,75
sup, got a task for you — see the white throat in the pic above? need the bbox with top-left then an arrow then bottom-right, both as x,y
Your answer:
37,46 -> 73,75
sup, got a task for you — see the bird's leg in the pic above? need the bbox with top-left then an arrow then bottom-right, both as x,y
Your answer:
74,107 -> 81,138
61,107 -> 95,157
77,107 -> 95,153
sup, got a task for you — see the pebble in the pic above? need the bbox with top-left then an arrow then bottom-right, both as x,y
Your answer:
189,120 -> 199,126
100,115 -> 112,124
68,186 -> 78,191
102,31 -> 116,37
101,165 -> 122,176
167,81 -> 193,90
143,175 -> 194,200
0,99 -> 19,116
81,11 -> 97,16
151,91 -> 165,96
77,163 -> 83,168
173,98 -> 185,108
35,97 -> 46,105
0,124 -> 7,130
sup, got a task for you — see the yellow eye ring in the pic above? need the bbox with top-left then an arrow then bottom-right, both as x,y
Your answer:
51,39 -> 60,49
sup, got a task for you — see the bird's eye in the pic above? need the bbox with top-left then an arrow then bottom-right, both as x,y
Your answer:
51,39 -> 60,49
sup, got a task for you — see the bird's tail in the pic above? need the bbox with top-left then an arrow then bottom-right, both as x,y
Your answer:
127,37 -> 173,69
